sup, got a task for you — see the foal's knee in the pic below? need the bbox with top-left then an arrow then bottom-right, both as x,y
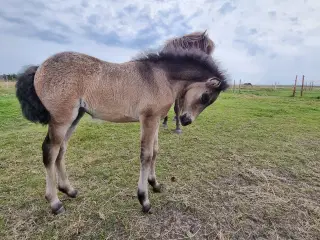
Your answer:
140,148 -> 153,162
153,144 -> 159,156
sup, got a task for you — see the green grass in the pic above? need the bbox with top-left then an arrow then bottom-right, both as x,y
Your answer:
1,83 -> 320,239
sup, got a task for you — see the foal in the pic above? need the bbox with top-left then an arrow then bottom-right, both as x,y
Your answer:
16,47 -> 229,214
161,30 -> 215,133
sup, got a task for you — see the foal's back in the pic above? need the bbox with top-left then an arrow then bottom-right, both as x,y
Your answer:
35,52 -> 104,100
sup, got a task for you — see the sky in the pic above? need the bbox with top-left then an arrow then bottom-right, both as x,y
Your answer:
0,0 -> 319,85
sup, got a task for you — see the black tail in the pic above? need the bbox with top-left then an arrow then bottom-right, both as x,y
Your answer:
16,66 -> 50,124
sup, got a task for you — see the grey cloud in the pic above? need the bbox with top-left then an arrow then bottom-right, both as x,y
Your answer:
289,17 -> 298,24
281,35 -> 304,45
268,11 -> 276,17
219,2 -> 236,15
33,30 -> 70,44
234,39 -> 265,56
0,10 -> 72,44
0,12 -> 25,24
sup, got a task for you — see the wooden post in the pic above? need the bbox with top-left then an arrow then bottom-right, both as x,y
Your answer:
274,82 -> 277,90
292,75 -> 297,97
233,79 -> 235,93
300,75 -> 305,97
239,79 -> 241,93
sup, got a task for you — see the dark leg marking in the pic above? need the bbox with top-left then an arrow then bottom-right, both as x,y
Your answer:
162,116 -> 168,129
137,189 -> 146,205
51,201 -> 65,215
137,189 -> 151,213
174,99 -> 182,134
148,178 -> 157,188
42,134 -> 51,167
58,186 -> 78,198
148,178 -> 162,193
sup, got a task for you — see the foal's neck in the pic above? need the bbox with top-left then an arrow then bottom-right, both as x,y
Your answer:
170,80 -> 193,99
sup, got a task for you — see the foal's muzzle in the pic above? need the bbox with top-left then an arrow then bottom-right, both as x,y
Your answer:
180,114 -> 192,126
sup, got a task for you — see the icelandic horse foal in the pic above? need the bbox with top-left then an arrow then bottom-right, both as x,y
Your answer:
16,45 -> 229,214
161,30 -> 215,133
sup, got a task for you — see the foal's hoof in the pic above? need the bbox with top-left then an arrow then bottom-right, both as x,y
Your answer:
153,184 -> 164,193
142,203 -> 152,214
58,187 -> 78,198
68,189 -> 78,198
174,129 -> 182,134
51,202 -> 65,215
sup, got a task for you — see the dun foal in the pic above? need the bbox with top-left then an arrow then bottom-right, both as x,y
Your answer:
16,46 -> 229,214
160,30 -> 215,133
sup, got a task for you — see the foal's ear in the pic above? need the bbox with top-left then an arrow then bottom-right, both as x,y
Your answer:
206,77 -> 221,88
202,30 -> 207,37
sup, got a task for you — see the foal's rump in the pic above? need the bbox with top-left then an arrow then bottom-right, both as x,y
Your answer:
15,65 -> 50,124
16,52 -> 103,125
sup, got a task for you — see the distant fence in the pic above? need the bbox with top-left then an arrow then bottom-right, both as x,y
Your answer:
230,76 -> 319,98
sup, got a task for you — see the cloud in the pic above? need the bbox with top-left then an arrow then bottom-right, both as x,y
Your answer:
0,0 -> 320,85
219,2 -> 237,15
0,34 -> 138,74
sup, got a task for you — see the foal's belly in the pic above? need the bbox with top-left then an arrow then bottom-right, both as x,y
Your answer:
93,112 -> 140,123
85,102 -> 140,123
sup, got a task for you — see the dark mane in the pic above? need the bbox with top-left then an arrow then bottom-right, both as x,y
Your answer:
161,31 -> 215,55
132,48 -> 229,91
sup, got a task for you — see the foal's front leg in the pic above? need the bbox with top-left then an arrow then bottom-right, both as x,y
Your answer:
148,126 -> 162,192
137,116 -> 159,213
162,116 -> 168,129
174,99 -> 182,134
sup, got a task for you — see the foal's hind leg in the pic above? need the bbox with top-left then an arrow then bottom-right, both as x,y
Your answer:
148,126 -> 162,193
42,122 -> 70,214
56,109 -> 85,198
138,116 -> 159,213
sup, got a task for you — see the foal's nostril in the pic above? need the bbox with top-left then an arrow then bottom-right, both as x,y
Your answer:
180,114 -> 192,126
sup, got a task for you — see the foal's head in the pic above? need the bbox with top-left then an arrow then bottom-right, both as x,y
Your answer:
134,45 -> 229,126
161,47 -> 229,126
179,77 -> 227,126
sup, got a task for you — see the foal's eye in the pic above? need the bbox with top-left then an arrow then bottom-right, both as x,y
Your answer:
200,93 -> 210,105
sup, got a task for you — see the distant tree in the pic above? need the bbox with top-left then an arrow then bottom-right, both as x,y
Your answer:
2,74 -> 18,81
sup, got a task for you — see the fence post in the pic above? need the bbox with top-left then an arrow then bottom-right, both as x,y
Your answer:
300,75 -> 305,97
292,75 -> 297,97
238,79 -> 241,93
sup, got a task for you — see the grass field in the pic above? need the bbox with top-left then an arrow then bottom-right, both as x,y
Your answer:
0,82 -> 320,239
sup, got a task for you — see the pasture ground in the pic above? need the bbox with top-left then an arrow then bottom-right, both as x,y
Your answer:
0,82 -> 319,239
